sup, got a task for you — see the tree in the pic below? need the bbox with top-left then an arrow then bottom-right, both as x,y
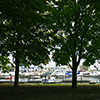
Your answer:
0,0 -> 52,87
45,0 -> 100,88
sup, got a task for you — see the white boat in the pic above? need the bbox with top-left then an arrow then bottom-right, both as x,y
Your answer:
51,70 -> 65,79
79,71 -> 90,76
42,75 -> 55,83
90,71 -> 99,76
0,72 -> 14,80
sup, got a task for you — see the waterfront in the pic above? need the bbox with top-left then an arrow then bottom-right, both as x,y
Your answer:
0,74 -> 100,84
1,67 -> 100,84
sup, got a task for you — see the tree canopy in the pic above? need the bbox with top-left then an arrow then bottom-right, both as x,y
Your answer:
45,0 -> 100,88
0,0 -> 51,65
0,0 -> 52,86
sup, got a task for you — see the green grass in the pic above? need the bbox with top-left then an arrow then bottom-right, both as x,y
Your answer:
0,83 -> 100,100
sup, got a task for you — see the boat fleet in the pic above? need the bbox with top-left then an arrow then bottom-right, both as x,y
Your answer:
0,66 -> 100,84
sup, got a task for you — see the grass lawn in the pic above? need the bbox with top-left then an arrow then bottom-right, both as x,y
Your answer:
0,83 -> 100,100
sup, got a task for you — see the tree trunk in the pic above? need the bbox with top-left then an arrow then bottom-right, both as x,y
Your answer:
72,67 -> 77,88
14,57 -> 19,87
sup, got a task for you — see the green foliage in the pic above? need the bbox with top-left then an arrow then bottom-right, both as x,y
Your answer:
0,0 -> 52,66
80,63 -> 89,70
0,55 -> 10,72
0,0 -> 54,86
46,0 -> 100,68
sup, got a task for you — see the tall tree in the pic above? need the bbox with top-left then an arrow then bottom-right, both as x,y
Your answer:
0,0 -> 52,87
46,0 -> 100,88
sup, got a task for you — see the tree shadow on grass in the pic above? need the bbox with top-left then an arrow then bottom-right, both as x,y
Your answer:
0,85 -> 100,100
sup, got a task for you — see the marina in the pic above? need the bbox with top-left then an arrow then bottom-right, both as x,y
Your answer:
0,66 -> 100,84
0,73 -> 100,84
